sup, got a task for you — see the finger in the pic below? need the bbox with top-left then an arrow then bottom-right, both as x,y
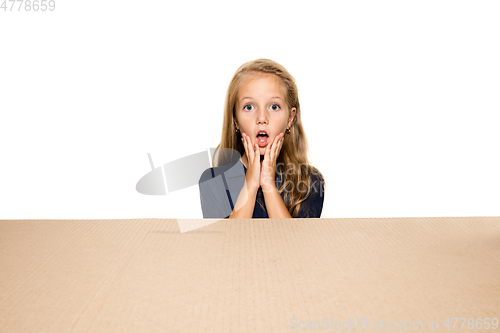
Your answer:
247,134 -> 255,162
269,133 -> 281,160
246,134 -> 256,163
275,133 -> 284,158
254,140 -> 261,164
264,137 -> 272,160
244,133 -> 254,164
254,142 -> 259,164
241,133 -> 249,160
271,134 -> 281,162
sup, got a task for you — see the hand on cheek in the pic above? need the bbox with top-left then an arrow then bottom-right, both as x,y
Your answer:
241,133 -> 261,191
260,133 -> 284,193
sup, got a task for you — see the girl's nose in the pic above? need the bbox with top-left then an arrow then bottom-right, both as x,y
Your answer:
256,107 -> 268,124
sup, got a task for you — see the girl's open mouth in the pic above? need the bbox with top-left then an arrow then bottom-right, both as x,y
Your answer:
256,132 -> 269,147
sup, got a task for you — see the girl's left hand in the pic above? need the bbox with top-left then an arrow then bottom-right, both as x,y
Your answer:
260,133 -> 284,193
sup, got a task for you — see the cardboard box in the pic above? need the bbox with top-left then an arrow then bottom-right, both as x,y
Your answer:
1,217 -> 499,332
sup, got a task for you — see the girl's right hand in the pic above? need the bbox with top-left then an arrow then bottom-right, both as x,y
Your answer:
241,132 -> 261,192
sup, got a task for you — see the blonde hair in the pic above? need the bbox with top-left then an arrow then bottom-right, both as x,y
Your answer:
214,58 -> 324,218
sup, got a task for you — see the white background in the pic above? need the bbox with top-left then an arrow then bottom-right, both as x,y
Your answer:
1,0 -> 499,219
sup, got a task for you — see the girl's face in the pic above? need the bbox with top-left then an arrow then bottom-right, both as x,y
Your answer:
234,73 -> 296,156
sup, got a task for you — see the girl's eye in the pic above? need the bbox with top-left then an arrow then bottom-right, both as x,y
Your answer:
243,104 -> 255,111
270,103 -> 281,111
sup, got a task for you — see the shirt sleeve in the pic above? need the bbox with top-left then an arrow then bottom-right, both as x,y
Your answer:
198,168 -> 233,219
297,172 -> 325,218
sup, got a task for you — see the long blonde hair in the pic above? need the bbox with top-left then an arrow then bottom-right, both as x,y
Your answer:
214,58 -> 324,217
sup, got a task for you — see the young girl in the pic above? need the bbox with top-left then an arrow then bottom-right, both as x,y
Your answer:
199,59 -> 325,218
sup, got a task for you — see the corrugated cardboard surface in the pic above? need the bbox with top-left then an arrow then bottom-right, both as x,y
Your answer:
1,217 -> 499,332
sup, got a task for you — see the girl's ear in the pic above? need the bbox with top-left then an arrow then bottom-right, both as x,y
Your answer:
288,107 -> 297,127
